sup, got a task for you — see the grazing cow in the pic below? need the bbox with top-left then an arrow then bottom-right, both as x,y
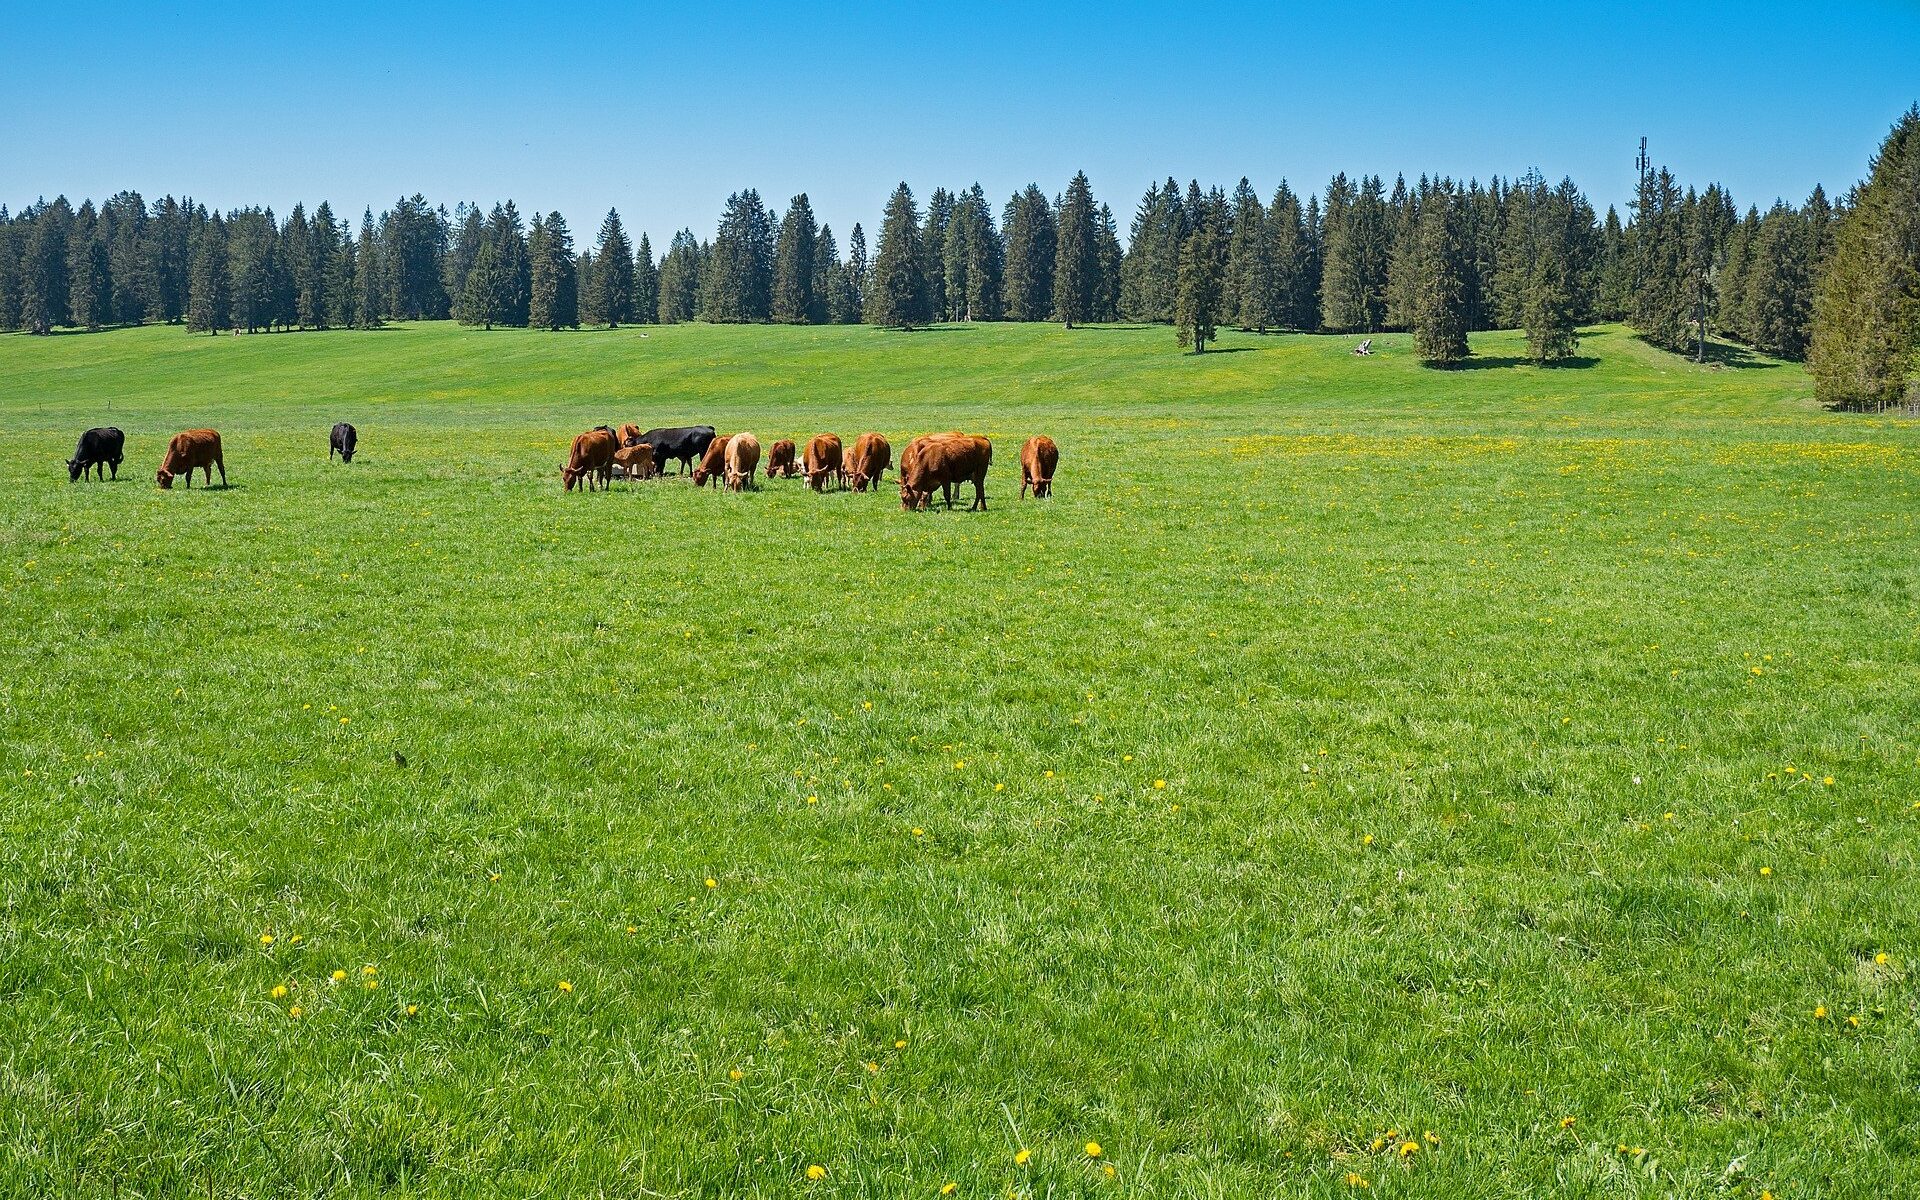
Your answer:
765,438 -> 798,478
1019,435 -> 1059,499
726,432 -> 761,492
330,422 -> 358,463
617,423 -> 642,446
846,432 -> 892,493
156,429 -> 226,490
898,432 -> 992,512
638,425 -> 717,476
612,441 -> 655,482
68,426 -> 125,481
691,434 -> 734,488
804,433 -> 843,492
562,427 -> 618,492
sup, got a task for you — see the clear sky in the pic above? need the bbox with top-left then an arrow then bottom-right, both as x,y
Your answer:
4,1 -> 1916,248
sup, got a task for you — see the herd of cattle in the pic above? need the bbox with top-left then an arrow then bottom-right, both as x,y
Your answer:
63,420 -> 1059,511
565,423 -> 1057,511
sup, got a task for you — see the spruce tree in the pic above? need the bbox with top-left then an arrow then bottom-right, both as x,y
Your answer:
0,215 -> 19,331
703,190 -> 774,322
847,222 -> 868,317
527,213 -> 559,330
923,188 -> 954,324
1411,186 -> 1470,365
1174,217 -> 1225,353
20,198 -> 73,334
1743,202 -> 1811,358
1267,182 -> 1311,331
632,232 -> 658,325
1523,237 -> 1581,363
1384,174 -> 1421,329
462,239 -> 505,329
186,213 -> 229,334
810,225 -> 837,324
657,229 -> 702,323
865,182 -> 930,329
1002,185 -> 1056,321
1052,171 -> 1099,328
1809,105 -> 1920,409
772,193 -> 818,323
590,209 -> 635,327
1095,203 -> 1124,323
1629,167 -> 1692,352
66,200 -> 110,331
1227,178 -> 1278,331
354,211 -> 384,328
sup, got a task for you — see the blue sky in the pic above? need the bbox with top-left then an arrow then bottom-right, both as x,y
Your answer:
4,1 -> 1916,248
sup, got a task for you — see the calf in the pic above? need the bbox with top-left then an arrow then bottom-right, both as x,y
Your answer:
156,429 -> 225,489
1019,435 -> 1058,499
765,438 -> 798,478
330,422 -> 358,463
562,427 -> 618,492
726,432 -> 762,492
898,433 -> 992,512
613,441 -> 655,482
68,426 -> 124,481
638,425 -> 717,475
691,434 -> 734,487
804,433 -> 843,492
846,432 -> 892,493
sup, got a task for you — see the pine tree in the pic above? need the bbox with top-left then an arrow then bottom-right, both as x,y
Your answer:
304,201 -> 341,329
1002,184 -> 1056,321
527,213 -> 565,330
1743,202 -> 1811,358
1384,174 -> 1420,330
923,188 -> 954,324
1523,204 -> 1582,364
445,204 -> 485,311
865,182 -> 930,329
462,239 -> 505,329
657,229 -> 702,323
1809,105 -> 1920,409
102,191 -> 151,325
1411,186 -> 1471,365
1228,178 -> 1277,331
19,198 -> 72,334
1266,182 -> 1311,331
186,213 -> 229,334
1052,171 -> 1099,328
772,193 -> 818,323
1174,215 -> 1225,353
1629,167 -> 1692,352
1095,203 -> 1124,323
66,200 -> 110,331
702,190 -> 774,322
590,209 -> 635,327
354,211 -> 384,328
1121,180 -> 1184,323
1321,173 -> 1394,332
847,222 -> 868,317
632,232 -> 658,325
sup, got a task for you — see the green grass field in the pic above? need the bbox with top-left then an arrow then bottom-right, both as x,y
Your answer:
2,320 -> 1916,1199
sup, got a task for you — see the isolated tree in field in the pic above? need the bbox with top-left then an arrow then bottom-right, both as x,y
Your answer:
1411,187 -> 1470,365
186,213 -> 229,333
866,182 -> 931,329
1174,217 -> 1225,353
462,239 -> 506,329
632,232 -> 658,325
772,193 -> 818,323
1002,184 -> 1056,321
591,208 -> 635,327
1810,105 -> 1920,409
1053,171 -> 1099,328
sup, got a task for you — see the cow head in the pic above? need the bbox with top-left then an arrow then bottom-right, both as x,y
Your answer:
156,469 -> 175,489
562,465 -> 580,492
340,445 -> 355,463
692,466 -> 711,487
67,458 -> 82,482
899,480 -> 929,511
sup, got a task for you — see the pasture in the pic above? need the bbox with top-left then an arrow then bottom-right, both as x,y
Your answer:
1,320 -> 1916,1198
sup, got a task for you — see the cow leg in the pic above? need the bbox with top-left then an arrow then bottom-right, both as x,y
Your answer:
109,459 -> 119,480
973,475 -> 987,511
216,457 -> 226,487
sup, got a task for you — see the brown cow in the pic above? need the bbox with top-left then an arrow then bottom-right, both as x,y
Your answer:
725,432 -> 761,492
765,438 -> 798,478
898,433 -> 992,512
846,432 -> 892,493
1019,435 -> 1059,499
804,433 -> 843,492
691,434 -> 734,488
156,429 -> 225,489
613,441 -> 655,482
562,427 -> 618,492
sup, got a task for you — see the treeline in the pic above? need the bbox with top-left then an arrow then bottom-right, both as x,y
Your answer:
3,106 -> 1915,404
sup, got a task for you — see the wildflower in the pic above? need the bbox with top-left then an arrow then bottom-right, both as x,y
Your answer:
994,783 -> 1004,792
405,1004 -> 418,1016
627,926 -> 638,935
1398,1141 -> 1419,1158
1559,1116 -> 1575,1129
1759,866 -> 1772,877
1123,755 -> 1133,762
489,872 -> 501,882
1344,1174 -> 1370,1189
1153,779 -> 1167,789
1822,776 -> 1834,786
1750,666 -> 1763,676
331,970 -> 348,983
895,1039 -> 908,1049
340,716 -> 351,723
1362,834 -> 1374,846
270,985 -> 288,999
1103,1164 -> 1116,1178
1847,1015 -> 1861,1028
289,934 -> 302,944
558,980 -> 574,994
1631,1147 -> 1644,1157
365,979 -> 378,989
806,795 -> 818,804
729,1068 -> 744,1080
1663,812 -> 1674,820
1424,1131 -> 1440,1145
942,1184 -> 957,1196
1875,952 -> 1889,965
259,934 -> 275,946
362,965 -> 377,976
806,1164 -> 826,1181
865,1061 -> 879,1073
1813,1005 -> 1827,1019
287,1006 -> 302,1019
1369,1137 -> 1385,1152
1085,1142 -> 1102,1158
953,761 -> 965,770
862,701 -> 872,710
912,828 -> 924,837
705,878 -> 717,889
1616,1144 -> 1628,1154
1015,1149 -> 1031,1165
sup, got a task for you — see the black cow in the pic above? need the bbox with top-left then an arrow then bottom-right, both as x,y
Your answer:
330,422 -> 358,463
638,425 -> 717,476
68,427 -> 125,481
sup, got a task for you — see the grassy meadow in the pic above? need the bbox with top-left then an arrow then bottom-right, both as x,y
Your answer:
1,319 -> 1917,1198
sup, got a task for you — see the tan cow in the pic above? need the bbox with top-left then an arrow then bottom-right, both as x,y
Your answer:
846,432 -> 892,493
562,427 -> 618,492
898,433 -> 992,511
613,441 -> 655,481
1019,435 -> 1059,499
156,429 -> 225,489
804,433 -> 843,492
725,432 -> 761,491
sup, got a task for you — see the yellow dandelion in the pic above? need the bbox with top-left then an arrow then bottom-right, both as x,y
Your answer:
289,934 -> 302,944
1044,770 -> 1055,778
365,979 -> 378,989
941,1184 -> 957,1196
1015,1148 -> 1031,1165
1663,812 -> 1675,821
362,965 -> 377,976
558,980 -> 574,994
1750,666 -> 1763,676
270,985 -> 288,999
405,1004 -> 418,1016
912,828 -> 924,837
1875,951 -> 1889,965
1369,1137 -> 1385,1152
259,933 -> 275,946
1153,779 -> 1167,789
865,1061 -> 879,1073
994,782 -> 1005,792
287,1006 -> 302,1019
1759,866 -> 1772,877
1847,1014 -> 1861,1028
330,970 -> 347,983
1362,834 -> 1375,846
1822,776 -> 1834,786
806,795 -> 818,804
862,701 -> 872,710
1344,1174 -> 1370,1189
953,760 -> 965,769
729,1068 -> 744,1080
895,1039 -> 908,1049
627,925 -> 638,935
489,872 -> 501,882
1813,1005 -> 1827,1019
1631,1146 -> 1644,1156
1398,1141 -> 1419,1158
1616,1143 -> 1628,1154
1558,1116 -> 1575,1129
340,716 -> 351,723
1102,1163 -> 1116,1178
805,1164 -> 826,1181
1424,1130 -> 1440,1145
705,878 -> 717,889
1085,1141 -> 1102,1158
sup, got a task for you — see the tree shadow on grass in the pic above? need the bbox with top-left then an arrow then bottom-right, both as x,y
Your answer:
1627,331 -> 1779,370
1450,355 -> 1600,370
876,325 -> 978,333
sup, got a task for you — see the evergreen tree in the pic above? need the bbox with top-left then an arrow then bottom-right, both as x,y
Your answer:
1384,174 -> 1420,329
1120,180 -> 1183,322
354,212 -> 384,328
1228,177 -> 1277,331
381,194 -> 450,320
530,212 -> 580,330
587,209 -> 635,327
943,185 -> 1001,321
1174,215 -> 1225,353
1052,171 -> 1099,328
1629,166 -> 1692,352
0,213 -> 19,331
865,182 -> 931,329
1411,185 -> 1471,365
444,203 -> 485,311
303,201 -> 341,329
1743,201 -> 1812,358
1002,184 -> 1056,321
702,190 -> 774,322
186,213 -> 229,334
1596,205 -> 1631,320
226,208 -> 281,333
577,251 -> 601,325
847,222 -> 869,317
772,193 -> 818,323
143,195 -> 191,324
1266,182 -> 1312,331
66,200 -> 110,331
19,198 -> 73,333
1809,105 -> 1920,409
657,229 -> 702,323
102,190 -> 151,325
1685,183 -> 1737,360
810,224 -> 836,323
462,239 -> 506,329
632,232 -> 658,325
923,187 -> 954,324
1523,195 -> 1582,364
1095,203 -> 1124,323
1320,173 -> 1391,332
